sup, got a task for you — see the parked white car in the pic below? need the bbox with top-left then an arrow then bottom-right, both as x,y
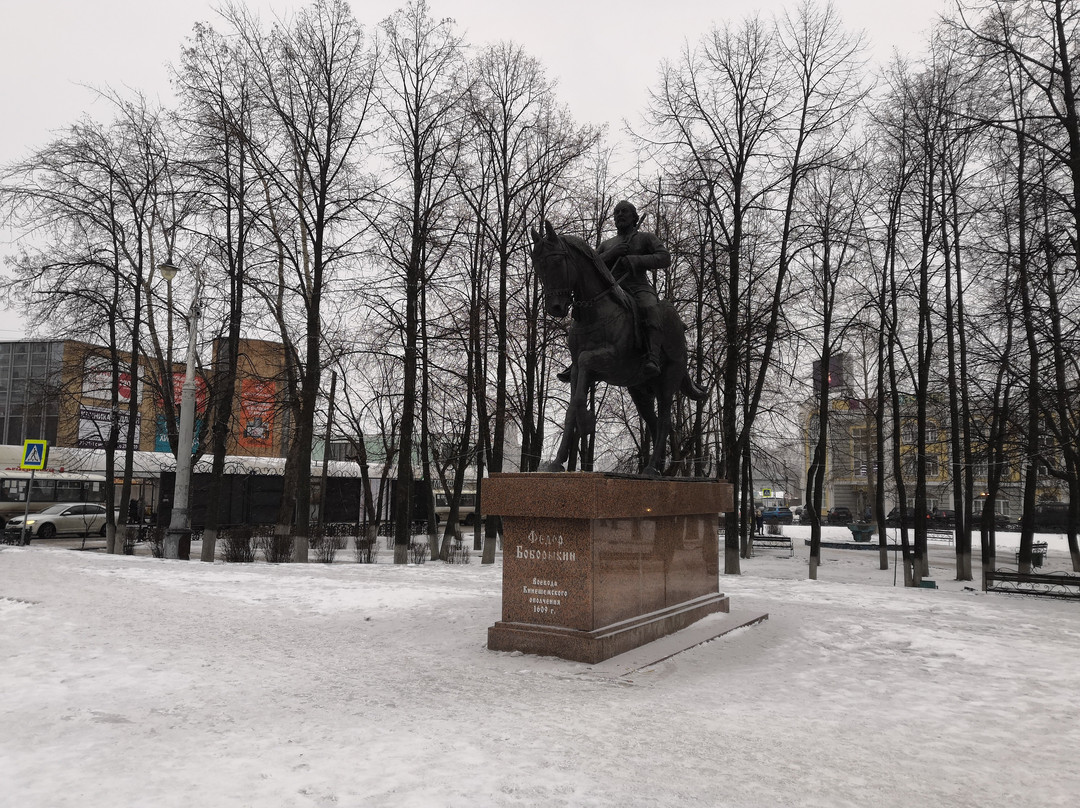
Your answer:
5,503 -> 110,542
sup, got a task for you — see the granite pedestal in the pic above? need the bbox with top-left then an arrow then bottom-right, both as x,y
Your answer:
486,472 -> 735,664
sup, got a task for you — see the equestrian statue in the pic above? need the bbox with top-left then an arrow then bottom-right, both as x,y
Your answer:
530,201 -> 708,477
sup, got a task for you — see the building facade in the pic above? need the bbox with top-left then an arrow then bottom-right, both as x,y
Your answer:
0,338 -> 289,459
802,395 -> 1025,520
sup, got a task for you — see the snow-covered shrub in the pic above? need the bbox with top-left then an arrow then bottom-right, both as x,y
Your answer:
147,526 -> 165,559
354,536 -> 378,564
446,540 -> 470,564
259,530 -> 292,564
311,527 -> 337,564
409,541 -> 427,564
222,527 -> 256,563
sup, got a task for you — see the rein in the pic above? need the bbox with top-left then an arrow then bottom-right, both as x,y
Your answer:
544,240 -> 625,312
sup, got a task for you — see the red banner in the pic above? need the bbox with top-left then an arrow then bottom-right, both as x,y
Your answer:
238,379 -> 275,450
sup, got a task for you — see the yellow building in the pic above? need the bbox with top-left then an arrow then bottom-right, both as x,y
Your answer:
802,395 -> 1022,520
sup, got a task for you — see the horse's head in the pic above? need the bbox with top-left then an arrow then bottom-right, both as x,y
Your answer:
530,219 -> 573,319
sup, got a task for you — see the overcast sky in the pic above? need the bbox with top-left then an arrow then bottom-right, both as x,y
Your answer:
0,0 -> 955,336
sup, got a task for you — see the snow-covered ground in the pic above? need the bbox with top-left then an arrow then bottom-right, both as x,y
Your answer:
1,525 -> 1077,807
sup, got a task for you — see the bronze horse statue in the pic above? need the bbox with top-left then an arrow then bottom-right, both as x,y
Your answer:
530,221 -> 708,476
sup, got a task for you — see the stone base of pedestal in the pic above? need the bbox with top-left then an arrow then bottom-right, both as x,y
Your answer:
488,592 -> 730,665
484,472 -> 737,664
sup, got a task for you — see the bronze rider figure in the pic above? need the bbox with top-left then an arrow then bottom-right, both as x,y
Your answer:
598,200 -> 669,378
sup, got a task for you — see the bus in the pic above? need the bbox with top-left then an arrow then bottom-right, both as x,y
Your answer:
434,488 -> 480,527
0,469 -> 107,528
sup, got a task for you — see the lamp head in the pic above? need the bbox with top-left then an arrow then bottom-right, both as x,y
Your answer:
158,262 -> 179,282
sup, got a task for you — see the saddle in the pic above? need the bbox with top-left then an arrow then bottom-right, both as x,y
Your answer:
555,291 -> 652,383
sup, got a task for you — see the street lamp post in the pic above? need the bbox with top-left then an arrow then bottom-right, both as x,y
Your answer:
158,262 -> 199,560
161,264 -> 174,381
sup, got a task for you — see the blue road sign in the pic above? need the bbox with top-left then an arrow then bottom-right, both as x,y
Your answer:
21,439 -> 48,470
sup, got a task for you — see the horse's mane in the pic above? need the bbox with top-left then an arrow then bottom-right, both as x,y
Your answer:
560,233 -> 616,286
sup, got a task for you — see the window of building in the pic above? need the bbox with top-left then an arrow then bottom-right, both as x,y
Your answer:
0,352 -> 9,393
850,426 -> 864,471
28,344 -> 49,379
6,413 -> 22,445
25,413 -> 42,440
44,414 -> 59,445
901,420 -> 939,446
11,344 -> 28,383
901,454 -> 940,479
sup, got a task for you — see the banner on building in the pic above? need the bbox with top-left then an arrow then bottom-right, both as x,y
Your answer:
154,372 -> 209,411
77,405 -> 141,450
238,379 -> 276,451
82,355 -> 138,403
154,415 -> 203,454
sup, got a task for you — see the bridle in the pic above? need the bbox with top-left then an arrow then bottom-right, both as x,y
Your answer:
539,236 -> 623,311
537,240 -> 573,303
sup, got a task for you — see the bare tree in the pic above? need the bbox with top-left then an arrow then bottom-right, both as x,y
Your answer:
642,2 -> 867,573
801,158 -> 868,579
1,94 -> 187,553
374,0 -> 467,564
225,0 -> 378,561
174,22 -> 264,562
956,0 -> 1080,569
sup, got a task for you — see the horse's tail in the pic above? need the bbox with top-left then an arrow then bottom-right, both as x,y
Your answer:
681,372 -> 709,402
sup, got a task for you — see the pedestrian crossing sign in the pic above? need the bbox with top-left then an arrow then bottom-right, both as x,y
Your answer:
21,439 -> 47,470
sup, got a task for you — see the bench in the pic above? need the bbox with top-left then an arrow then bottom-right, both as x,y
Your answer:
984,568 -> 1080,599
753,534 -> 793,557
1015,542 -> 1048,568
926,529 -> 954,544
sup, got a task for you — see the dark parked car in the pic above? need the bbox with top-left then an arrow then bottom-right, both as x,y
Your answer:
928,508 -> 956,528
885,507 -> 929,527
1033,502 -> 1073,532
763,506 -> 793,525
826,506 -> 852,525
977,509 -> 1013,530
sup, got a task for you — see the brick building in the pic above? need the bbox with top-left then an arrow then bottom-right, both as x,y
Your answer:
0,338 -> 289,458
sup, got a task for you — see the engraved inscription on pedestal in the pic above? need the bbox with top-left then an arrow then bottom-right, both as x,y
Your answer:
502,519 -> 591,631
522,576 -> 567,620
487,473 -> 735,663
